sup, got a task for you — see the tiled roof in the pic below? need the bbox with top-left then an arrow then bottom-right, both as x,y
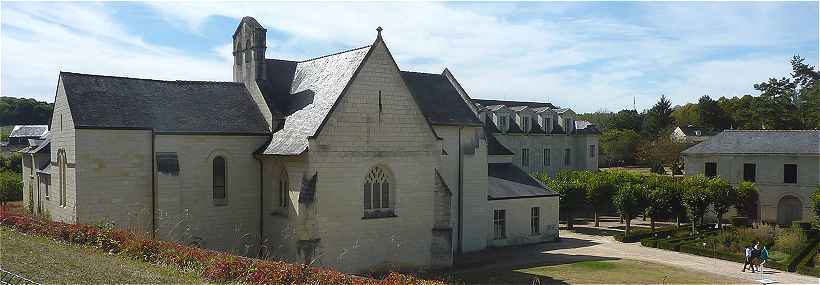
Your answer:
10,125 -> 48,138
260,46 -> 371,155
59,72 -> 269,134
400,71 -> 482,126
472,99 -> 556,109
487,163 -> 557,200
682,130 -> 820,155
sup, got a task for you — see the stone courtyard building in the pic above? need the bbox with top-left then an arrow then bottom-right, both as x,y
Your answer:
682,130 -> 819,225
23,17 -> 596,272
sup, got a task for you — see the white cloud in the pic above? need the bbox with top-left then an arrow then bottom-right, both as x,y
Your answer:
1,2 -> 816,113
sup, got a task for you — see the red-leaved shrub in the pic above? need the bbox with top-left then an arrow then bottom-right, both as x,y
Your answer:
0,212 -> 444,285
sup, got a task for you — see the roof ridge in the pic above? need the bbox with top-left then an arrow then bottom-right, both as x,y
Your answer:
400,70 -> 442,76
298,45 -> 371,63
60,72 -> 241,85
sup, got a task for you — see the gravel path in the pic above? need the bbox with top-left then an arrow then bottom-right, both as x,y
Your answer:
556,230 -> 818,284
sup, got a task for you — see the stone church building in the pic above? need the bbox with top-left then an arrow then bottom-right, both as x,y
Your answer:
23,17 -> 598,272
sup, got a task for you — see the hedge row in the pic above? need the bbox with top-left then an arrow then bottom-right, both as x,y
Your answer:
614,225 -> 679,243
0,213 -> 443,284
794,234 -> 820,277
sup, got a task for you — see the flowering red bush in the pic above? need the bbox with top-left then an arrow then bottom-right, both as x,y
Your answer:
0,213 -> 444,285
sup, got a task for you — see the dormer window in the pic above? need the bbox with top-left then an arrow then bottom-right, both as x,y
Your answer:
544,117 -> 552,132
498,115 -> 508,131
564,118 -> 572,132
523,116 -> 530,132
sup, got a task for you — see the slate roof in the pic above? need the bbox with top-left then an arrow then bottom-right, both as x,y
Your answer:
399,71 -> 482,126
10,125 -> 48,138
472,99 -> 556,109
487,163 -> 557,200
260,46 -> 371,155
682,130 -> 820,155
575,120 -> 601,135
59,72 -> 269,134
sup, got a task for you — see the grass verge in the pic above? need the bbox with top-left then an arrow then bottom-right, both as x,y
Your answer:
0,227 -> 200,284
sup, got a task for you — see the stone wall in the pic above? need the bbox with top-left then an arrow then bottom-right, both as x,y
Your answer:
46,79 -> 78,223
487,196 -> 559,247
495,133 -> 598,176
309,40 -> 440,272
684,154 -> 819,223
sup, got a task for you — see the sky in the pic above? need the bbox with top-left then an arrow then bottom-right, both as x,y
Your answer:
1,1 -> 818,113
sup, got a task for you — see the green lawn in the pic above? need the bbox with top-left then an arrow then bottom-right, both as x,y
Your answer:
0,227 -> 200,284
451,259 -> 748,284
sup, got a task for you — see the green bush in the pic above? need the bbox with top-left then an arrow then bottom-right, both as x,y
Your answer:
640,237 -> 658,248
0,171 -> 22,205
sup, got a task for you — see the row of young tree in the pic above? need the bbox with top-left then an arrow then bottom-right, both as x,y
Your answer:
581,56 -> 820,167
537,170 -> 759,237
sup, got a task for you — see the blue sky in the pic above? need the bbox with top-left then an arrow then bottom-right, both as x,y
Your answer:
2,1 -> 817,112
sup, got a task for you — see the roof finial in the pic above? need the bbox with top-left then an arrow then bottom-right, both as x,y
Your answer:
376,26 -> 383,39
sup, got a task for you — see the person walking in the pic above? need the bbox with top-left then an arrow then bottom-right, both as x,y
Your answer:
749,242 -> 762,273
742,245 -> 754,272
758,244 -> 769,272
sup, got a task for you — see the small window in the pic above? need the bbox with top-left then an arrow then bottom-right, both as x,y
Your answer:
783,164 -> 797,184
589,145 -> 596,158
43,176 -> 49,200
213,156 -> 227,202
156,153 -> 179,176
493,210 -> 506,240
498,115 -> 507,131
523,116 -> 530,132
58,149 -> 66,207
564,148 -> 571,166
543,148 -> 551,166
278,169 -> 288,208
544,118 -> 552,132
531,207 -> 540,235
565,118 -> 572,132
522,148 -> 530,167
743,163 -> 756,182
705,162 -> 717,177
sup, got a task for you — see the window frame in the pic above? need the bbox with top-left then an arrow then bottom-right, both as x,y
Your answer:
278,169 -> 288,209
783,163 -> 797,184
743,163 -> 756,182
705,162 -> 717,178
58,149 -> 66,207
212,156 -> 228,205
522,148 -> 530,167
543,148 -> 551,166
531,207 -> 540,235
498,115 -> 508,131
363,166 -> 395,219
522,116 -> 530,132
493,209 -> 506,240
589,145 -> 596,158
564,148 -> 571,166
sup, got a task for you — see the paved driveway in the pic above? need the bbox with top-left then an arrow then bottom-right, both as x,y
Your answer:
455,219 -> 818,284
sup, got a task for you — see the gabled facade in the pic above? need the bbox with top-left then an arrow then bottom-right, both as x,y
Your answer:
29,17 -> 562,273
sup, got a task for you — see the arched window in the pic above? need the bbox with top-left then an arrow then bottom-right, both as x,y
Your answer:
57,149 -> 66,207
213,156 -> 226,202
278,169 -> 288,208
363,166 -> 393,217
245,40 -> 251,63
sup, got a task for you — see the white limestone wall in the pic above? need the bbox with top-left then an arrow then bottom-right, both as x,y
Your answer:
74,129 -> 152,234
21,155 -> 35,213
47,79 -> 78,223
310,40 -> 440,272
434,125 -> 489,253
495,134 -> 597,176
260,155 -> 307,262
684,154 -> 819,223
153,134 -> 267,254
487,196 -> 559,247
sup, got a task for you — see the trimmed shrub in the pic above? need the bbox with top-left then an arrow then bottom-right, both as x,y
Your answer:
0,213 -> 444,284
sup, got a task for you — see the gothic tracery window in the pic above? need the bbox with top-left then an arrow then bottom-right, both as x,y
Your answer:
363,166 -> 393,216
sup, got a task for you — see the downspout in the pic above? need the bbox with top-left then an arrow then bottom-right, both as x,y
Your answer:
457,126 -> 464,255
258,157 -> 264,252
151,131 -> 156,239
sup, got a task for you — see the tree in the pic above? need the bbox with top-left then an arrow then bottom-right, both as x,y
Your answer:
0,172 -> 22,207
641,95 -> 674,137
540,172 -> 586,230
671,103 -> 700,128
599,129 -> 641,166
609,109 -> 643,132
613,182 -> 645,237
682,175 -> 711,235
0,97 -> 54,125
582,171 -> 615,227
697,95 -> 730,131
634,135 -> 688,166
644,175 -> 674,231
734,181 -> 759,223
668,177 -> 687,227
707,177 -> 736,229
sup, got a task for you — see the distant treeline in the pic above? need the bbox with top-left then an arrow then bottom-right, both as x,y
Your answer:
0,97 -> 53,126
579,56 -> 819,167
